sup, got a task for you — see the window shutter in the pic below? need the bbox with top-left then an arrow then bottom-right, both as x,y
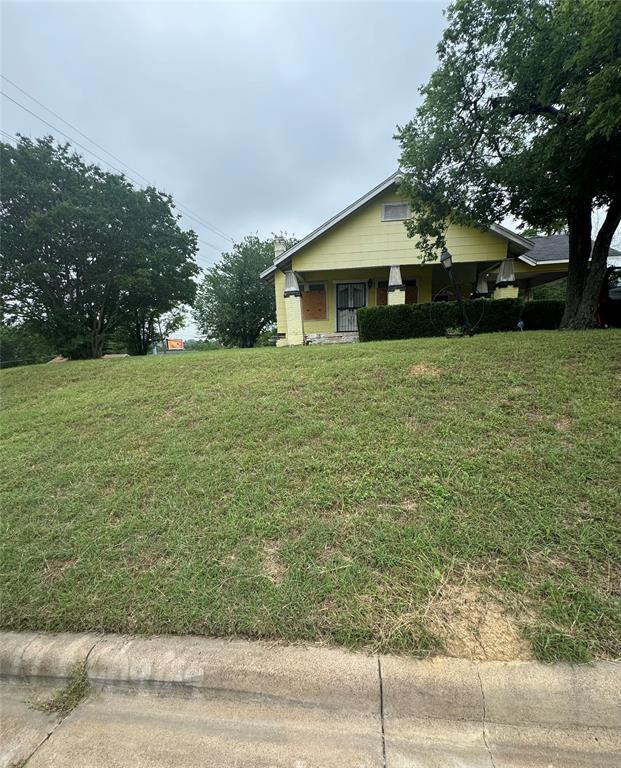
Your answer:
376,281 -> 388,306
405,279 -> 418,305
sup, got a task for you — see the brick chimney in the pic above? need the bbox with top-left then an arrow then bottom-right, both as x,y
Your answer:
274,237 -> 287,263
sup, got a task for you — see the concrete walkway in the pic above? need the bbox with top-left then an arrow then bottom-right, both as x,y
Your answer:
1,632 -> 619,767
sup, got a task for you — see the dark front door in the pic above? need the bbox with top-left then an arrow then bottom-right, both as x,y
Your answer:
336,282 -> 366,332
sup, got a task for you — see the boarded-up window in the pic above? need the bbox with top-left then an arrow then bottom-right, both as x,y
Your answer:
376,281 -> 388,306
302,283 -> 327,320
405,279 -> 418,305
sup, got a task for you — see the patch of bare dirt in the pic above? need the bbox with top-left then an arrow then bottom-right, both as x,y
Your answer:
409,363 -> 441,377
525,410 -> 544,424
425,578 -> 533,661
43,559 -> 78,584
263,541 -> 285,586
554,416 -> 571,432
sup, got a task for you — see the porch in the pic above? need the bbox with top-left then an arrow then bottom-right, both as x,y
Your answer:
275,262 -> 527,346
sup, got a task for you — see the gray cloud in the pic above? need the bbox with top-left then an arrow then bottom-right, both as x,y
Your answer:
2,0 -> 447,335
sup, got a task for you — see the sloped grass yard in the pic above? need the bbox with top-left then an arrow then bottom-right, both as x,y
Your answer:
1,331 -> 620,662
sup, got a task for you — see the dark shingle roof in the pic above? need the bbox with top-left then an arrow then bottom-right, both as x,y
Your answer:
525,233 -> 621,264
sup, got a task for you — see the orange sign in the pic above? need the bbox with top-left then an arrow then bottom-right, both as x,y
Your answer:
166,338 -> 185,350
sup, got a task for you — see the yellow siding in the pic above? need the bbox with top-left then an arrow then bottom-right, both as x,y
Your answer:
274,270 -> 286,334
290,189 -> 507,273
303,269 -> 374,335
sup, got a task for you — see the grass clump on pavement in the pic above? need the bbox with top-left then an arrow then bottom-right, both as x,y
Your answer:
36,662 -> 90,718
1,330 -> 620,662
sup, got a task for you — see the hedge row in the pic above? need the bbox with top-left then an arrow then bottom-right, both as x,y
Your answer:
357,299 -> 565,342
521,300 -> 565,330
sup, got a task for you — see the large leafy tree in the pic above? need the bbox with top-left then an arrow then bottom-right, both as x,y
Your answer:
1,136 -> 199,357
397,0 -> 621,328
116,189 -> 200,355
193,234 -> 295,347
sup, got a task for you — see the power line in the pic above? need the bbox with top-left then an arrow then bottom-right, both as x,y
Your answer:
1,74 -> 154,186
198,237 -> 224,253
1,90 -> 145,183
3,113 -> 221,272
0,80 -> 236,245
1,91 -> 227,252
174,207 -> 233,244
0,128 -> 18,145
173,201 -> 232,243
2,130 -> 219,267
1,75 -> 234,242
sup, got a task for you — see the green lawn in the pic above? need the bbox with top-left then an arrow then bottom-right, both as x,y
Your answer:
2,331 -> 620,662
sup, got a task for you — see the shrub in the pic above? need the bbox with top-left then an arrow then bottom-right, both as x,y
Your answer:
522,300 -> 565,330
0,323 -> 56,368
357,298 -> 523,341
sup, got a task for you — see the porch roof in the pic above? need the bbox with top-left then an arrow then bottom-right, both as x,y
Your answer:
518,234 -> 621,266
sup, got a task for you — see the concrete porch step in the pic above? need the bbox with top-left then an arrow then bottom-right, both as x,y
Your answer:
305,332 -> 359,345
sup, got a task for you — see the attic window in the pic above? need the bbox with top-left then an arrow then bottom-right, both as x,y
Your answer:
381,202 -> 411,221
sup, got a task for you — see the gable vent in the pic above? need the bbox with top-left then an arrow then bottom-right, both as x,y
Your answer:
381,202 -> 411,221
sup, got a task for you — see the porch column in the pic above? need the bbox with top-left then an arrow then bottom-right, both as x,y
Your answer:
493,285 -> 519,300
283,270 -> 305,346
493,258 -> 519,299
387,265 -> 406,305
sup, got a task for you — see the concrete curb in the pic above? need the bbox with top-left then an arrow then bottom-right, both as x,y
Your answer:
1,631 -> 620,731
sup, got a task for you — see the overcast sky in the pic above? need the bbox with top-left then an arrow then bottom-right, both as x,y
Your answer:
1,0 -> 448,336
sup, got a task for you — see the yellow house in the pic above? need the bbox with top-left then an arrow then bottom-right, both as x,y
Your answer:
260,171 -> 569,346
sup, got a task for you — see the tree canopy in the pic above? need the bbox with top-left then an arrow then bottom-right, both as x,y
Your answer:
193,234 -> 295,348
397,0 -> 621,328
1,136 -> 199,357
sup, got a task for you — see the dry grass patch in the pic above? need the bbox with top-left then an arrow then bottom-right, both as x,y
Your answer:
425,575 -> 533,661
43,558 -> 78,585
262,541 -> 285,585
409,362 -> 441,377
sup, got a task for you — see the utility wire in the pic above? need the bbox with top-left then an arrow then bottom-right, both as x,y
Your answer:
2,91 -> 226,252
2,113 -> 220,275
198,237 -> 223,253
1,90 -> 146,183
1,74 -> 154,186
1,75 -> 234,243
0,128 -> 18,144
1,83 -> 235,246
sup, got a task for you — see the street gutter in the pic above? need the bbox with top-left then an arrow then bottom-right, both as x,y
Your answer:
1,631 -> 619,767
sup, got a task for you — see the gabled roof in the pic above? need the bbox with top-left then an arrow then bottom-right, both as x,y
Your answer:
262,172 -> 621,279
517,233 -> 621,266
260,172 -> 402,279
261,171 -> 533,280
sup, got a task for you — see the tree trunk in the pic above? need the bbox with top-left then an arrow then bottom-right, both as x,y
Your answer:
561,201 -> 592,328
91,335 -> 105,358
562,199 -> 621,329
